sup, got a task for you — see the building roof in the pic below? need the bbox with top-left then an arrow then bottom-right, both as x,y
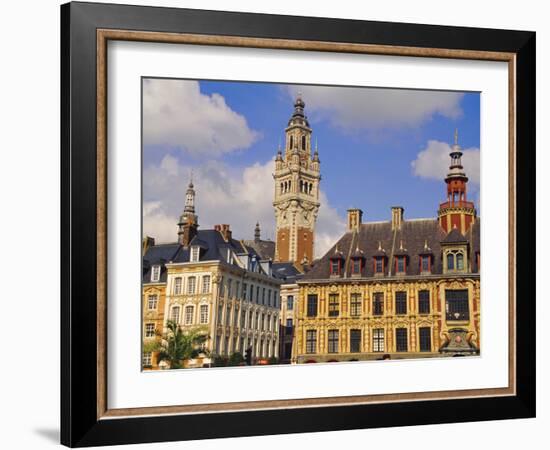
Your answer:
272,262 -> 303,284
243,239 -> 275,261
142,229 -> 275,283
442,227 -> 468,244
302,218 -> 480,280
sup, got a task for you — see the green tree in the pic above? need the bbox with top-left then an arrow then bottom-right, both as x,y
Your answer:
228,352 -> 245,366
153,320 -> 208,369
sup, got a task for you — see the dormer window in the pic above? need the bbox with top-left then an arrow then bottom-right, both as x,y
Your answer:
330,259 -> 341,275
190,246 -> 200,262
420,255 -> 431,273
151,265 -> 160,282
374,257 -> 384,274
395,256 -> 406,273
352,258 -> 361,275
445,250 -> 466,272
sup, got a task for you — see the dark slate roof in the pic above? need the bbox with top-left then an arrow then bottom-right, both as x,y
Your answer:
142,229 -> 272,283
302,218 -> 480,280
243,239 -> 276,260
142,243 -> 181,283
272,262 -> 303,284
442,227 -> 468,244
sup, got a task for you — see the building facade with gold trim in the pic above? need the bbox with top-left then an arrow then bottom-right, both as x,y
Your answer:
294,135 -> 480,363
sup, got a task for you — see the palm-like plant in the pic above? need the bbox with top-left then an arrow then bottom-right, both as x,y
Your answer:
154,320 -> 209,369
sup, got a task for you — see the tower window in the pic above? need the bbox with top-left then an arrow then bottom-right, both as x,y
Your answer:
447,253 -> 455,270
445,289 -> 469,321
290,135 -> 294,148
301,135 -> 306,150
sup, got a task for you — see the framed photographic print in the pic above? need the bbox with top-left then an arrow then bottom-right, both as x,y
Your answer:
61,1 -> 536,447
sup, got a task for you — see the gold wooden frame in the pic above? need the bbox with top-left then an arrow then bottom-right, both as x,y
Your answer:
96,29 -> 516,420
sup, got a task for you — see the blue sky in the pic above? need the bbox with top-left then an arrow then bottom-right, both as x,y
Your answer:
142,78 -> 480,256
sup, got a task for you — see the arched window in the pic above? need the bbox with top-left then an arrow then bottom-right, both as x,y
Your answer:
456,253 -> 464,270
280,182 -> 284,193
170,305 -> 180,324
302,135 -> 306,150
290,135 -> 294,148
447,253 -> 455,270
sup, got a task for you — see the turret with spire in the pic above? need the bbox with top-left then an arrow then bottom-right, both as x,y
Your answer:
177,175 -> 199,247
438,129 -> 477,234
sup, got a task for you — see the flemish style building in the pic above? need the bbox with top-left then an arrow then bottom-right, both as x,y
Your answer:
142,181 -> 282,368
294,134 -> 480,362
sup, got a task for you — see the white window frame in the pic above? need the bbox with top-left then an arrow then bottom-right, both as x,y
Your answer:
184,305 -> 194,325
151,265 -> 161,282
144,323 -> 155,338
202,275 -> 211,294
174,277 -> 182,295
187,276 -> 196,294
142,352 -> 152,366
147,294 -> 158,310
170,305 -> 180,324
190,246 -> 200,262
199,304 -> 209,324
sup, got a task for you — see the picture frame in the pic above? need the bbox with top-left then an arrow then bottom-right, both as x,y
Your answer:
60,1 -> 536,447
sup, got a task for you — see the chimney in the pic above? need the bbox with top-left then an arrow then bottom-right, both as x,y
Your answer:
216,224 -> 232,242
142,236 -> 155,255
347,208 -> 363,232
391,206 -> 404,230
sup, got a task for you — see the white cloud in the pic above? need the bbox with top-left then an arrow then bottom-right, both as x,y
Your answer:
411,140 -> 480,184
143,79 -> 258,156
143,156 -> 344,258
286,85 -> 463,131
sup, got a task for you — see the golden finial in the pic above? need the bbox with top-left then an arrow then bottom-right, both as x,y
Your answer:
424,239 -> 429,250
399,240 -> 404,251
378,241 -> 382,251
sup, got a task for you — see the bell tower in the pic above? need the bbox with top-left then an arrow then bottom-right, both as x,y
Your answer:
177,176 -> 199,247
438,130 -> 477,234
273,95 -> 321,265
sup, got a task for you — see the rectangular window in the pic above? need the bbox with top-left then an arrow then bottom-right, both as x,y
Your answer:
419,327 -> 432,352
235,281 -> 240,299
286,318 -> 293,328
241,310 -> 246,328
396,328 -> 408,352
350,293 -> 362,316
227,306 -> 232,326
328,294 -> 339,317
375,258 -> 383,273
307,294 -> 318,317
249,284 -> 253,302
234,307 -> 239,327
352,259 -> 361,274
287,295 -> 294,310
262,288 -> 266,305
142,352 -> 152,366
256,286 -> 260,303
395,291 -> 407,315
445,289 -> 470,320
421,255 -> 430,272
373,293 -> 384,315
147,294 -> 158,310
170,306 -> 180,324
330,260 -> 340,275
227,279 -> 232,298
187,276 -> 196,294
306,330 -> 317,353
174,277 -> 182,295
190,246 -> 200,262
219,277 -> 225,297
373,328 -> 384,352
200,304 -> 208,324
396,256 -> 405,273
418,290 -> 430,314
144,323 -> 155,338
151,265 -> 160,282
185,305 -> 194,325
328,330 -> 339,353
242,283 -> 247,300
350,329 -> 361,353
201,275 -> 211,294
